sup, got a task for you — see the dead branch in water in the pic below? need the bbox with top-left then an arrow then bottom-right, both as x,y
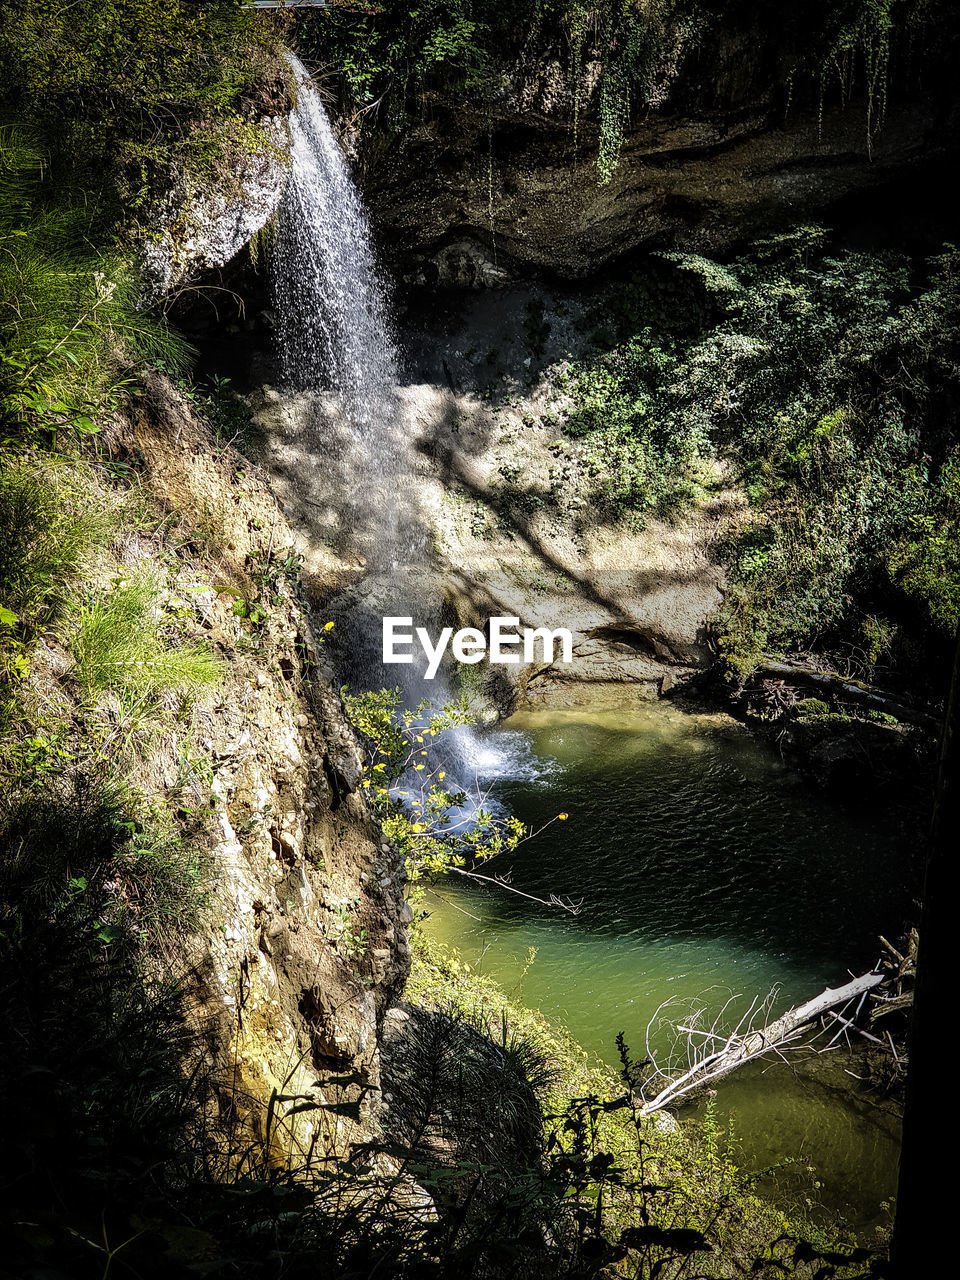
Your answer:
636,971 -> 886,1115
753,657 -> 939,728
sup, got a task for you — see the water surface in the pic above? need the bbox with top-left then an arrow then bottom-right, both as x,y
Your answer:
424,702 -> 910,1227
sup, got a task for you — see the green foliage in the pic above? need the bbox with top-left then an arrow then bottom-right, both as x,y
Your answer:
564,323 -> 710,522
797,698 -> 831,719
566,227 -> 960,673
814,0 -> 902,147
1,769 -> 210,947
71,572 -> 222,701
887,447 -> 960,633
0,125 -> 192,446
409,934 -> 874,1279
343,686 -> 526,882
0,457 -> 109,704
0,0 -> 286,191
713,232 -> 960,671
0,710 -> 78,796
327,896 -> 369,960
309,1 -> 933,185
304,0 -> 505,113
591,0 -> 697,184
0,458 -> 106,632
307,1 -> 705,180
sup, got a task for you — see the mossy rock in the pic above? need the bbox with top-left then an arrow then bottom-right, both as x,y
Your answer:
795,697 -> 831,719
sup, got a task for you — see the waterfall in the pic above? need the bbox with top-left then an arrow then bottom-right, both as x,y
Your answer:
269,54 -> 521,792
270,52 -> 417,573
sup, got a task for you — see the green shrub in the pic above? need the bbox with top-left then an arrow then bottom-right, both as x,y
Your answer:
564,228 -> 960,674
0,0 -> 286,190
343,686 -> 526,882
0,459 -> 106,630
71,572 -> 221,701
563,323 -> 710,522
886,447 -> 960,633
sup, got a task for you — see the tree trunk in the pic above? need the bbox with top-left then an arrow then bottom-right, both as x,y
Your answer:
755,656 -> 939,728
889,630 -> 960,1277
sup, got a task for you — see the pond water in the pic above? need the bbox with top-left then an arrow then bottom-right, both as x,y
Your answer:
423,702 -> 911,1229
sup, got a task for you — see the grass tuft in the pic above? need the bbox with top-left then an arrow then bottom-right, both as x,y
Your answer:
71,572 -> 221,699
0,458 -> 107,629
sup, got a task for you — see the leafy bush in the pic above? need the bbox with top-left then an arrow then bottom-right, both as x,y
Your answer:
0,0 -> 287,191
343,685 -> 526,882
563,227 -> 960,675
886,446 -> 960,633
564,323 -> 711,521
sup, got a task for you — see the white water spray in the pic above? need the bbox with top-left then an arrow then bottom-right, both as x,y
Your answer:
270,53 -> 418,572
270,54 -> 520,788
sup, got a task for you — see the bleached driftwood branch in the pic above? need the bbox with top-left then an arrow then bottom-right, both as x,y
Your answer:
637,971 -> 885,1116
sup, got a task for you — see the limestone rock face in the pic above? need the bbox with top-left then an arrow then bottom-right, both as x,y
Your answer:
138,117 -> 291,300
249,283 -> 733,710
399,286 -> 731,707
128,374 -> 411,1159
358,42 -> 957,284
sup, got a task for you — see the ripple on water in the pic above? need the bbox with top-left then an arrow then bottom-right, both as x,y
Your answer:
424,701 -> 909,1228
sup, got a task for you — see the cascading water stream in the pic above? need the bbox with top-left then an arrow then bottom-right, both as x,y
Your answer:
264,65 -> 907,1232
269,54 -> 518,790
270,53 -> 414,573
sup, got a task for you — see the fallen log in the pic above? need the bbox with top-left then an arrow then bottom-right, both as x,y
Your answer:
824,1010 -> 886,1047
869,991 -> 915,1023
754,657 -> 938,729
639,971 -> 885,1115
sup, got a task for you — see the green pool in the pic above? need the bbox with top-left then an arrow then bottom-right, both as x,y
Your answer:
424,702 -> 910,1228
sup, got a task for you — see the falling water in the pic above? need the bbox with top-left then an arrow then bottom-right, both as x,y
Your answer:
270,52 -> 416,572
269,54 -> 515,787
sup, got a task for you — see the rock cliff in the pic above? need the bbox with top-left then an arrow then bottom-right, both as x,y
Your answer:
354,24 -> 958,285
123,375 -> 411,1158
138,117 -> 291,301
